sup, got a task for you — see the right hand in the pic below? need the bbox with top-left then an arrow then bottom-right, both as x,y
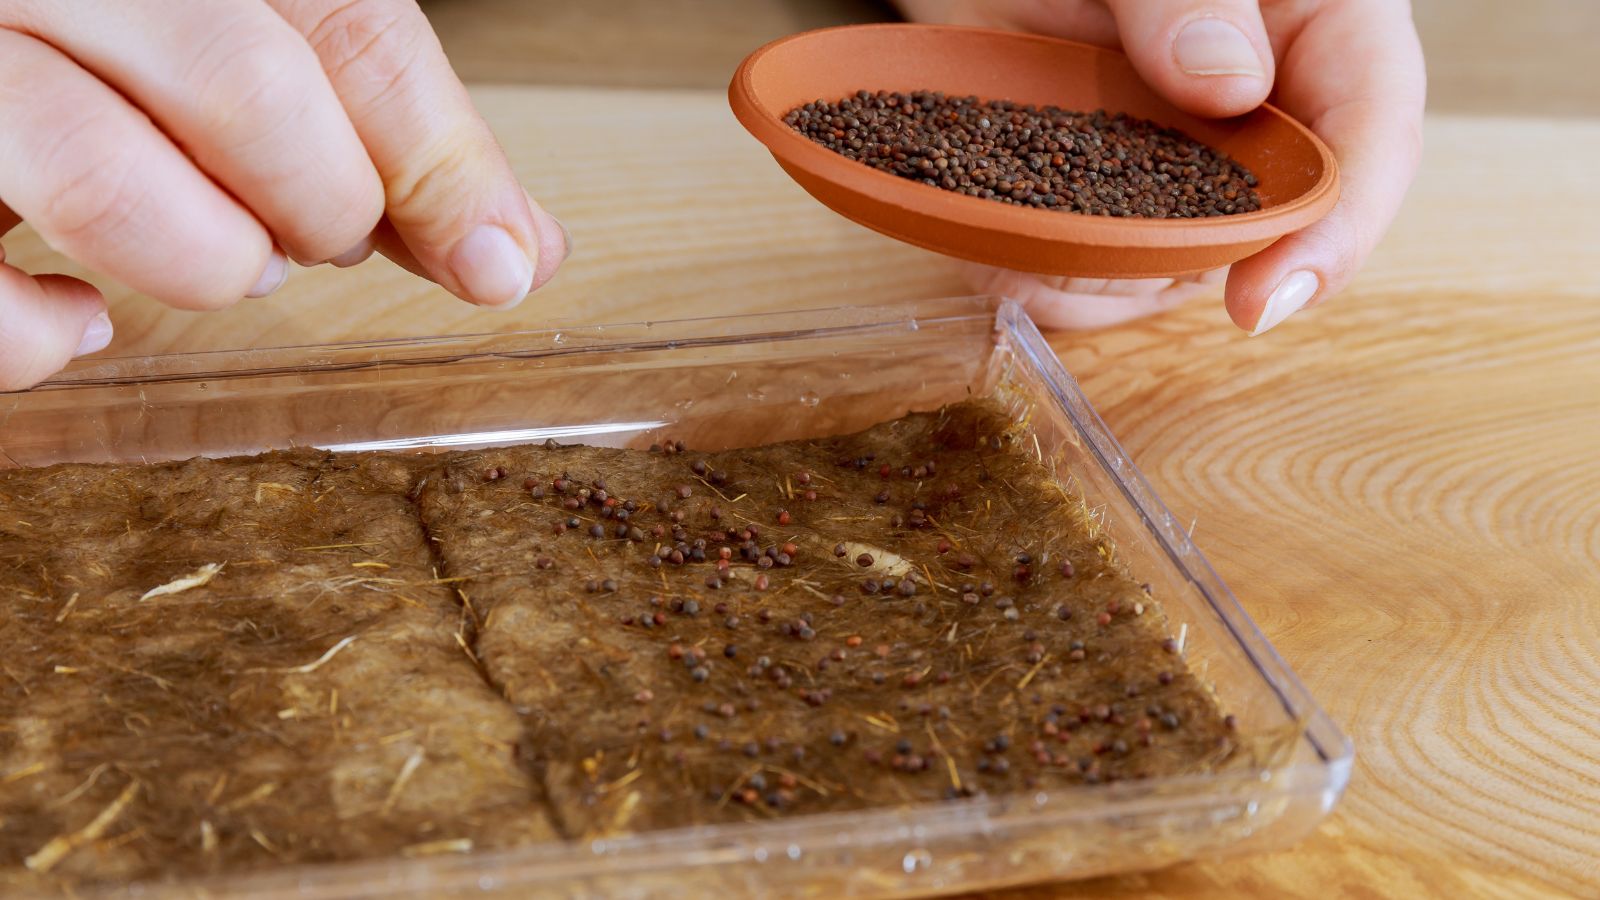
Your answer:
0,0 -> 569,391
897,0 -> 1425,336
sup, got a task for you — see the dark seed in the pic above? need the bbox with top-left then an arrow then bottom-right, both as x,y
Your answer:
785,92 -> 1262,219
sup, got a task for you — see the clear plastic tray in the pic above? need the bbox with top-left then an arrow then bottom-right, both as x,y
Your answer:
1,298 -> 1350,898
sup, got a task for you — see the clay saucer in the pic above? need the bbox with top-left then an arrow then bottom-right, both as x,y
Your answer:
729,24 -> 1338,278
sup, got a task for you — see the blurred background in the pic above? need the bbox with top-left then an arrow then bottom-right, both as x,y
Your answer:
418,0 -> 1597,116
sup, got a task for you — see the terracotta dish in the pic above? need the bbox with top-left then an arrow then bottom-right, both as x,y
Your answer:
729,24 -> 1339,278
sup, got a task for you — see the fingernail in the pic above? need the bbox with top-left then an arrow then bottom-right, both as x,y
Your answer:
525,189 -> 570,292
1174,18 -> 1265,77
1251,270 -> 1318,336
74,312 -> 113,358
247,251 -> 289,298
449,224 -> 534,308
330,237 -> 375,269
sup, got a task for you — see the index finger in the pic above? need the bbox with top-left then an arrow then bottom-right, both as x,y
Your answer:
271,0 -> 568,308
1225,0 -> 1426,334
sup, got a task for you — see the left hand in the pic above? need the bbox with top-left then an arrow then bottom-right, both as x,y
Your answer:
896,0 -> 1426,335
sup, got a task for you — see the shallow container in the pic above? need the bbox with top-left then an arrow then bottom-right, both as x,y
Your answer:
0,298 -> 1350,898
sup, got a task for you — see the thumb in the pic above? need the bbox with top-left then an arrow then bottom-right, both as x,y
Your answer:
1103,0 -> 1274,118
0,267 -> 111,391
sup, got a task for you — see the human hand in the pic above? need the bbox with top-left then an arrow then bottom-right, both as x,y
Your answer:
0,0 -> 568,390
896,0 -> 1425,335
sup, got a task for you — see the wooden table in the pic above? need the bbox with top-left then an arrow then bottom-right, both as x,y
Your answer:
7,44 -> 1599,900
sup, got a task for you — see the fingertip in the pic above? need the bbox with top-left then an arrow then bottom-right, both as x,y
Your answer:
1171,17 -> 1273,115
0,270 -> 107,389
329,235 -> 377,269
246,249 -> 290,299
447,223 -> 534,309
528,200 -> 570,291
1108,3 -> 1274,119
74,311 -> 114,357
1225,256 -> 1322,336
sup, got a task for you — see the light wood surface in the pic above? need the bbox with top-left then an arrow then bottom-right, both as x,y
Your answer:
6,85 -> 1599,897
421,0 -> 893,90
418,0 -> 1600,118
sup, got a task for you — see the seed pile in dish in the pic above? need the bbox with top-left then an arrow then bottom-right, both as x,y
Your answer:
785,90 -> 1262,218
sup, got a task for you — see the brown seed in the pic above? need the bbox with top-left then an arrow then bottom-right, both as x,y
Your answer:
785,91 -> 1261,220
856,553 -> 874,567
776,509 -> 791,526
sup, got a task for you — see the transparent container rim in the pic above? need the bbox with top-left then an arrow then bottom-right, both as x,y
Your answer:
22,298 -> 1011,390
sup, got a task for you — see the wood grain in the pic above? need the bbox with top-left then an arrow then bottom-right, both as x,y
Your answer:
416,0 -> 1600,118
4,88 -> 1598,898
419,0 -> 895,89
